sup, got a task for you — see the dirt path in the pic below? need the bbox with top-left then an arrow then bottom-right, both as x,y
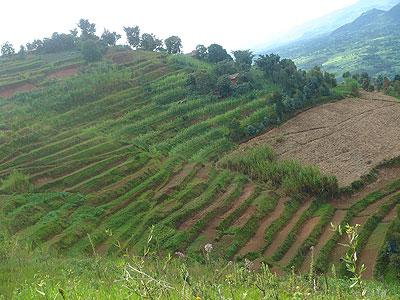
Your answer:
264,200 -> 311,257
201,183 -> 255,241
301,210 -> 346,272
154,163 -> 196,199
330,193 -> 397,266
231,206 -> 257,228
280,216 -> 320,266
240,92 -> 400,187
178,184 -> 236,231
358,223 -> 390,279
238,197 -> 287,256
359,205 -> 398,278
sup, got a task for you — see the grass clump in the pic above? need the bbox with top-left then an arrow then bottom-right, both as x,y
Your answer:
0,170 -> 33,194
220,145 -> 338,198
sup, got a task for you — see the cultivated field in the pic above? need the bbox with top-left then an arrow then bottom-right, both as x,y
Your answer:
1,49 -> 399,285
241,91 -> 400,186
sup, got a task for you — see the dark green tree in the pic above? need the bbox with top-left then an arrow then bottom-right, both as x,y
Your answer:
207,44 -> 231,63
1,42 -> 15,57
375,75 -> 384,91
78,19 -> 97,39
101,29 -> 121,46
164,36 -> 182,54
18,45 -> 27,58
195,44 -> 207,60
26,39 -> 44,52
81,40 -> 102,62
186,70 -> 216,94
269,92 -> 284,123
343,71 -> 351,79
41,32 -> 77,53
140,33 -> 162,51
124,26 -> 140,49
232,50 -> 254,70
228,118 -> 245,142
216,75 -> 233,98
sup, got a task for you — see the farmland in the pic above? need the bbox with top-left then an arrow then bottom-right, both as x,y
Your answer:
1,47 -> 400,299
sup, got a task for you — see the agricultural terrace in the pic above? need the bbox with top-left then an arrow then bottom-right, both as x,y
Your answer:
1,48 -> 399,284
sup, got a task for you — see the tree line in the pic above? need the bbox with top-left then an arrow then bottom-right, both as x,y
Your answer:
342,71 -> 400,98
0,19 -> 183,61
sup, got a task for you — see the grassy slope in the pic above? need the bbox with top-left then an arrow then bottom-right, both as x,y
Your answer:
1,48 -> 400,298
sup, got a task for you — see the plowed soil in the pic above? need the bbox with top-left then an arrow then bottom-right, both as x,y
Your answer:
47,65 -> 78,79
0,83 -> 36,98
241,92 -> 400,187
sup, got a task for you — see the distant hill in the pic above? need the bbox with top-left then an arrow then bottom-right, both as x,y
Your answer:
268,2 -> 400,77
256,0 -> 400,50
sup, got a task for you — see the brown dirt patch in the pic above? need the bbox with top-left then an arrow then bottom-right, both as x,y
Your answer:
47,65 -> 78,79
238,197 -> 287,256
383,205 -> 398,222
201,183 -> 255,242
301,209 -> 346,272
264,200 -> 312,257
0,83 -> 36,98
231,205 -> 257,228
332,166 -> 400,209
178,184 -> 236,231
330,215 -> 369,265
280,216 -> 320,266
33,177 -> 54,186
154,163 -> 196,198
358,223 -> 390,279
241,92 -> 400,187
196,166 -> 209,181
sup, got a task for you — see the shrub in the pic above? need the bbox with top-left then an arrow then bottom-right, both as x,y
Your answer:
216,75 -> 233,98
81,40 -> 103,62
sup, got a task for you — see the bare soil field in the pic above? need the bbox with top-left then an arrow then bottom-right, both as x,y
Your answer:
47,65 -> 79,79
0,83 -> 36,98
241,92 -> 400,187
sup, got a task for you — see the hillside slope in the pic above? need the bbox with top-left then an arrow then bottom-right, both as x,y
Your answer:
241,91 -> 400,186
270,3 -> 400,77
0,49 -> 399,281
257,0 -> 399,51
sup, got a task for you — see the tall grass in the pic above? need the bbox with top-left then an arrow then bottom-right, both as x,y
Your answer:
220,145 -> 338,197
0,170 -> 32,194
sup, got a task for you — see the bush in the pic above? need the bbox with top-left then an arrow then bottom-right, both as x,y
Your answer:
216,75 -> 233,98
81,40 -> 103,62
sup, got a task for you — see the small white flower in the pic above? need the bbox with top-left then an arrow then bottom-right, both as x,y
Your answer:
244,258 -> 254,271
174,251 -> 185,258
204,243 -> 213,253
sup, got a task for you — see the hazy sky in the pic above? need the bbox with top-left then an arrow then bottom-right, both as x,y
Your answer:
1,0 -> 358,52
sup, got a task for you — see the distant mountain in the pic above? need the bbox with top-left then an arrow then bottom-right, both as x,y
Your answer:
268,2 -> 400,77
256,0 -> 400,50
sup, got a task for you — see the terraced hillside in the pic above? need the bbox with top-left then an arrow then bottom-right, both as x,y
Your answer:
1,48 -> 399,280
0,51 -> 82,98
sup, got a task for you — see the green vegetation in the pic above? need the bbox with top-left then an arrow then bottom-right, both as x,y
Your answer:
220,145 -> 338,197
1,17 -> 399,298
2,228 -> 400,299
0,170 -> 32,194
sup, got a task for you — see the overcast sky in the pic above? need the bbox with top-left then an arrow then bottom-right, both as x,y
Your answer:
1,0 -> 357,52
